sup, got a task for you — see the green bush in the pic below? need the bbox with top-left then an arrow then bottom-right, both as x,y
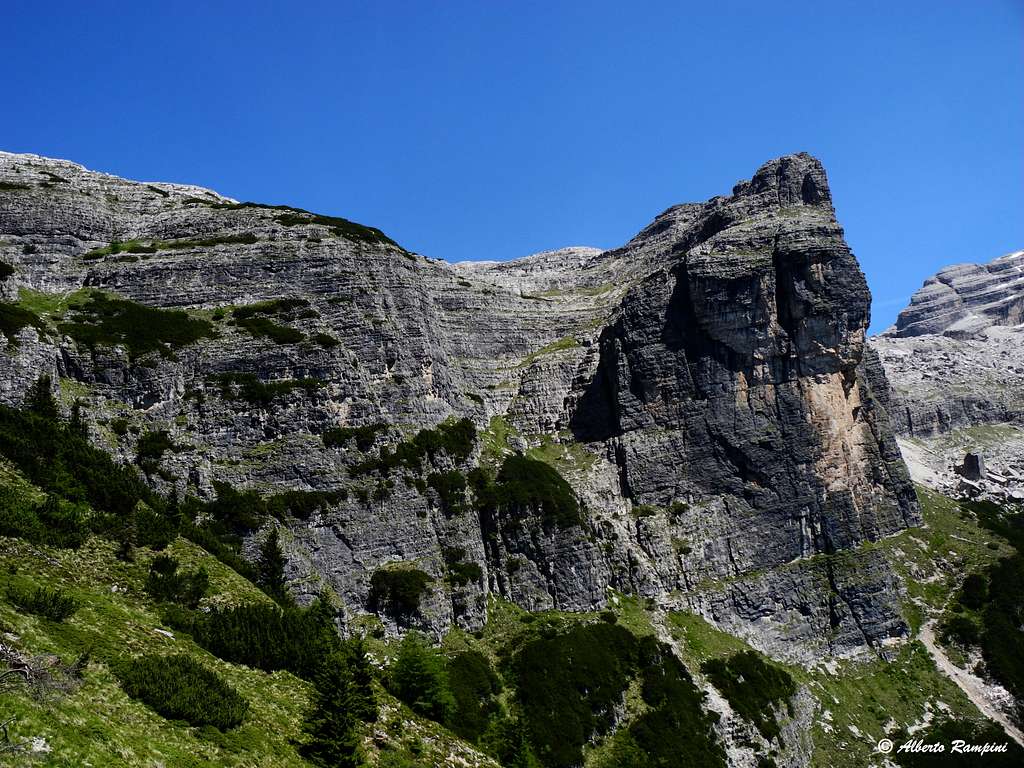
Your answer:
428,470 -> 468,517
443,547 -> 483,587
390,632 -> 455,723
0,491 -> 89,550
274,210 -> 402,248
629,638 -> 724,767
940,614 -> 980,648
169,598 -> 341,681
447,650 -> 501,742
136,429 -> 176,472
958,573 -> 988,611
0,396 -> 160,520
369,567 -> 432,621
701,651 -> 796,742
0,302 -> 46,340
507,623 -> 639,767
6,583 -> 79,621
211,372 -> 324,405
0,261 -> 14,279
145,554 -> 209,608
115,654 -> 248,730
233,315 -> 304,344
351,418 -> 476,475
57,291 -> 215,359
229,299 -> 313,344
314,332 -> 340,348
83,233 -> 258,259
485,454 -> 583,529
322,423 -> 386,451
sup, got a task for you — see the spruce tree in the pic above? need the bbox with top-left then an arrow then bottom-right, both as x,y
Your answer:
391,632 -> 455,723
257,528 -> 288,603
24,374 -> 59,421
343,637 -> 377,722
303,650 -> 364,768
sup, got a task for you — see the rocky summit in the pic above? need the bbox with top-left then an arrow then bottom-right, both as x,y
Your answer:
0,150 -> 919,662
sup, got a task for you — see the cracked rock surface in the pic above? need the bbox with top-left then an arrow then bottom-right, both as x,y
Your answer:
0,150 -> 919,660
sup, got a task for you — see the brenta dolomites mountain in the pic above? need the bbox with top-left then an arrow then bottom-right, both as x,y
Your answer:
0,150 -> 918,659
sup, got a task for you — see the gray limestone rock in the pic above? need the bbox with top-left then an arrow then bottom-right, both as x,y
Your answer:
0,149 -> 919,659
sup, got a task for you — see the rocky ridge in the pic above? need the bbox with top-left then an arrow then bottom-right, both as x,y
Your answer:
872,249 -> 1024,504
0,150 -> 919,663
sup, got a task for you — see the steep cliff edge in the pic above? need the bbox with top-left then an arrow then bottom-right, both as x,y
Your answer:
0,150 -> 919,661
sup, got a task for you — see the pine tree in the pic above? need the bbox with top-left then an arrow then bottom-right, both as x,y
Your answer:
69,399 -> 88,438
24,375 -> 59,421
343,637 -> 377,722
302,650 -> 364,768
391,632 -> 455,723
257,528 -> 288,603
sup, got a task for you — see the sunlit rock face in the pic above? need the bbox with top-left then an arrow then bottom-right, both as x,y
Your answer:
0,150 -> 918,660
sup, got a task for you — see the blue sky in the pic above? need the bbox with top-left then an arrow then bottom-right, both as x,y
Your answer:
3,1 -> 1021,332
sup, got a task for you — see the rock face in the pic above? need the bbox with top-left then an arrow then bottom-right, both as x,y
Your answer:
0,150 -> 919,660
892,250 -> 1024,338
871,249 -> 1024,504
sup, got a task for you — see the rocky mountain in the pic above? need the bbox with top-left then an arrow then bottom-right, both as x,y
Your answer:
0,150 -> 920,662
872,249 -> 1024,503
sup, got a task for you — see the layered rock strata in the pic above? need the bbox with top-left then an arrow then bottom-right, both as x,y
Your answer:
0,150 -> 920,660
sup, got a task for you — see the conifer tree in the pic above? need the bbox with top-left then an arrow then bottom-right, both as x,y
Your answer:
24,375 -> 59,421
391,631 -> 455,723
303,650 -> 364,768
257,527 -> 288,603
343,637 -> 377,723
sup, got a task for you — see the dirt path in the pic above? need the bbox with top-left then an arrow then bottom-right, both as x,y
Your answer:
919,620 -> 1024,747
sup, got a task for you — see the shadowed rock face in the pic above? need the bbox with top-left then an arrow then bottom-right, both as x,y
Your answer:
0,150 -> 918,660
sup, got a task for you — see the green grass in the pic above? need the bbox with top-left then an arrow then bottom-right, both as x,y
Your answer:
82,233 -> 258,260
57,290 -> 217,360
0,534 -> 313,767
880,486 -> 1013,613
518,336 -> 580,368
211,373 -> 325,406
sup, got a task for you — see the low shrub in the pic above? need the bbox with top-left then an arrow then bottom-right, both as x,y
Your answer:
0,261 -> 14,279
483,454 -> 583,529
57,291 -> 215,359
369,567 -> 431,621
115,654 -> 248,730
322,423 -> 386,451
211,372 -> 323,406
428,470 -> 468,517
0,302 -> 46,340
314,332 -> 340,348
136,429 -> 176,472
351,418 -> 476,475
169,598 -> 341,680
145,554 -> 209,608
6,583 -> 79,621
701,651 -> 796,742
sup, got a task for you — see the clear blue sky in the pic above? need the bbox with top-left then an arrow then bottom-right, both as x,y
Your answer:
3,1 -> 1021,332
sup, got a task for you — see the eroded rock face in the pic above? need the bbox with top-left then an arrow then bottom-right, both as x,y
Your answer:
893,250 -> 1024,338
0,150 -> 918,659
871,249 -> 1024,505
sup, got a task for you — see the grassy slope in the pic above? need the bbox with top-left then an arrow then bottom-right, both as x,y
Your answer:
1,443 -> 1015,768
0,460 -> 498,768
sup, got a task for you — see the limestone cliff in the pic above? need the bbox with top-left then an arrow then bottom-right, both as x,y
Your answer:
0,150 -> 919,660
